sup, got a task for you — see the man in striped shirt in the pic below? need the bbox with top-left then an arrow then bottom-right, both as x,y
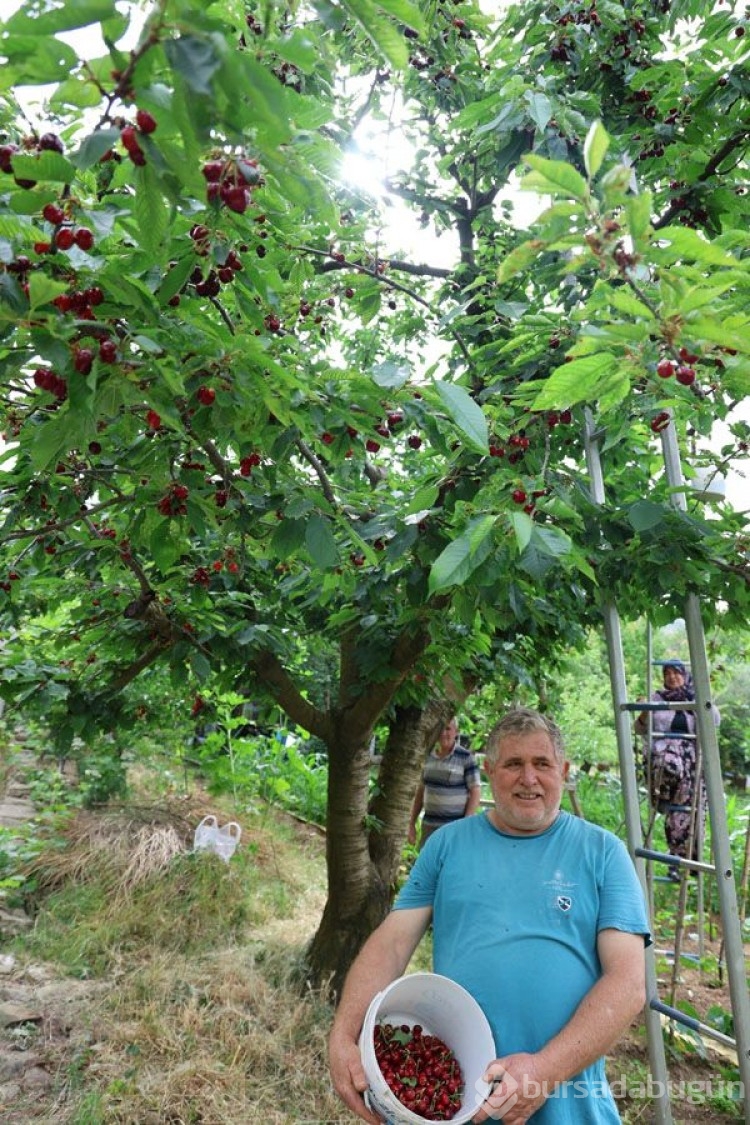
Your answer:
407,717 -> 482,848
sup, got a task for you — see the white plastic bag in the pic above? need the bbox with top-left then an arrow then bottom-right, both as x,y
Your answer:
193,815 -> 241,862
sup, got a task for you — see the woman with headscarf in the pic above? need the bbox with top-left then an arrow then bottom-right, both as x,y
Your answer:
635,659 -> 720,877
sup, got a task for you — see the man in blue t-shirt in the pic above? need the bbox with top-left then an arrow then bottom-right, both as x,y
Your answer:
407,717 -> 482,848
329,707 -> 649,1124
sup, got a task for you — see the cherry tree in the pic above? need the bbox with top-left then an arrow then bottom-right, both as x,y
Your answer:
1,0 -> 748,986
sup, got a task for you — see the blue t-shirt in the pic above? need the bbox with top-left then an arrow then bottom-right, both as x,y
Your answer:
394,811 -> 650,1123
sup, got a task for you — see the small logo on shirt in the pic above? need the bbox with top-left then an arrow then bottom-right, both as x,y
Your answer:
556,895 -> 572,912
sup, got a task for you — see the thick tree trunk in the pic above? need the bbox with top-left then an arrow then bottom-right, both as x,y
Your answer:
306,730 -> 387,995
368,700 -> 453,885
305,699 -> 454,997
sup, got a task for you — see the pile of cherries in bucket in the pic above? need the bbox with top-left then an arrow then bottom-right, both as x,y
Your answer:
374,1021 -> 464,1120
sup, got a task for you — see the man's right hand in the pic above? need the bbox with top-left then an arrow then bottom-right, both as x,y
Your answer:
328,1030 -> 383,1124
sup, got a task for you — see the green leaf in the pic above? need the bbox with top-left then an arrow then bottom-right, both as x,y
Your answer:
133,164 -> 169,256
164,35 -> 224,96
496,239 -> 547,284
190,650 -> 212,680
654,226 -> 741,268
628,500 -> 666,532
434,381 -> 489,454
404,484 -> 439,516
679,281 -> 740,315
521,154 -> 589,202
428,518 -> 494,594
150,526 -> 183,571
525,92 -> 552,133
271,518 -> 307,559
340,0 -> 409,69
626,192 -> 653,250
0,273 -> 29,316
158,256 -> 195,305
71,128 -> 121,171
371,360 -> 410,388
27,273 -> 69,310
10,151 -> 76,184
305,514 -> 339,569
510,511 -> 534,553
583,121 -> 609,179
5,0 -> 116,34
604,287 -> 656,320
29,416 -> 70,471
530,354 -> 620,410
367,0 -> 426,33
2,35 -> 78,84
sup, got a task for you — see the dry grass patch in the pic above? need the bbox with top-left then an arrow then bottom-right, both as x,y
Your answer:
82,946 -> 347,1123
5,795 -> 346,1122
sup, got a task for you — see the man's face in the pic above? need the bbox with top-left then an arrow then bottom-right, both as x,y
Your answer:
484,730 -> 568,836
437,719 -> 458,754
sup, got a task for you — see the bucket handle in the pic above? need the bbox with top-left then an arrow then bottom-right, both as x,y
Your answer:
197,814 -> 218,830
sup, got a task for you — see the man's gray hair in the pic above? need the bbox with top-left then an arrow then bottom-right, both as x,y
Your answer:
484,707 -> 565,765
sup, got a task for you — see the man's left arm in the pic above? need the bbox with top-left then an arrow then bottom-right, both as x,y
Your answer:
474,929 -> 646,1124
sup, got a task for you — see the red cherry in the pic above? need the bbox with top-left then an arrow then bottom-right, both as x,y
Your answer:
365,438 -> 380,453
511,488 -> 527,504
135,108 -> 157,134
73,348 -> 94,375
321,431 -> 335,445
221,184 -> 249,213
43,202 -> 65,225
99,339 -> 118,363
650,411 -> 671,433
55,227 -> 75,250
120,125 -> 140,153
202,160 -> 224,182
196,385 -> 216,406
656,359 -> 674,379
407,434 -> 422,450
74,227 -> 94,251
676,365 -> 696,386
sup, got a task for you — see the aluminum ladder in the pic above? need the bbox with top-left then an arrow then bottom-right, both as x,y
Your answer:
584,409 -> 750,1125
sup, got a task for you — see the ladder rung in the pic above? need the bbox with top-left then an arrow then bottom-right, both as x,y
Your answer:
651,731 -> 695,739
634,847 -> 716,875
650,997 -> 737,1051
620,701 -> 696,711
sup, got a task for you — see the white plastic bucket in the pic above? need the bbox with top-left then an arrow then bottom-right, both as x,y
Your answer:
359,972 -> 495,1124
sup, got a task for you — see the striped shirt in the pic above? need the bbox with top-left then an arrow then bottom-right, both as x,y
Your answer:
422,743 -> 481,828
